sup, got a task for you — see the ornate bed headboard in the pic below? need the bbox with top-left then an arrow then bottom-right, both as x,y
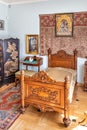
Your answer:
48,48 -> 77,70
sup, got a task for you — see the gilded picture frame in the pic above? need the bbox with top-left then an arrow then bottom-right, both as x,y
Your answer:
55,13 -> 73,36
26,34 -> 38,54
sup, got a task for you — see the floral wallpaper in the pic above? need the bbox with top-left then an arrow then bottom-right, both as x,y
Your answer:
40,12 -> 87,57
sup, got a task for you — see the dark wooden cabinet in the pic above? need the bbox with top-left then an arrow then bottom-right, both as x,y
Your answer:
84,61 -> 87,91
0,38 -> 19,87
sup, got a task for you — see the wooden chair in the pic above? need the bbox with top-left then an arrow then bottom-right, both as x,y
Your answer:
15,70 -> 36,86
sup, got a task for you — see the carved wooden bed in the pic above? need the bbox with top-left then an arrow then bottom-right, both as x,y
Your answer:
20,48 -> 77,127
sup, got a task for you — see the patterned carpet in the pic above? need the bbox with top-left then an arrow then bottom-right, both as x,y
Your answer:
0,83 -> 21,130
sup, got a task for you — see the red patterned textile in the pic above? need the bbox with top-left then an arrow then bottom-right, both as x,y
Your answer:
0,84 -> 21,130
74,13 -> 87,26
40,12 -> 87,57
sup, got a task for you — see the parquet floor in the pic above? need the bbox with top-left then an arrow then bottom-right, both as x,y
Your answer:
8,84 -> 87,130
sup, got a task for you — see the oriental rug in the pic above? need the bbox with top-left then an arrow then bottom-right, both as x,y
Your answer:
0,83 -> 21,130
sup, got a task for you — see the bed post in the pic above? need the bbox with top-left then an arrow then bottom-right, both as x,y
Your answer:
48,48 -> 51,67
21,70 -> 25,113
74,49 -> 78,69
63,76 -> 71,127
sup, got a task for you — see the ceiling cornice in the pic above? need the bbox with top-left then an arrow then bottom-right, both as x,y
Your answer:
0,0 -> 48,5
0,0 -> 8,5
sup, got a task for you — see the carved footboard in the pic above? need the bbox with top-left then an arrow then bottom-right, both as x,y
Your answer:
21,70 -> 71,127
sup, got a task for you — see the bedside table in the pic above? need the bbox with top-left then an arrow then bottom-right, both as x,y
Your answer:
84,61 -> 87,91
20,56 -> 43,72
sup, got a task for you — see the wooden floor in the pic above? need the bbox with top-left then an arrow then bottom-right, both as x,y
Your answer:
8,84 -> 87,130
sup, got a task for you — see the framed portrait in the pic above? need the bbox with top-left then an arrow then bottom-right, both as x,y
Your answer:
26,34 -> 38,54
55,13 -> 73,36
0,20 -> 4,30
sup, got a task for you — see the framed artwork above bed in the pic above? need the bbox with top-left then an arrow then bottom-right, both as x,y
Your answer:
55,13 -> 73,37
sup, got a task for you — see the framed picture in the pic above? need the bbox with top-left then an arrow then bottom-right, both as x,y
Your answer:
26,34 -> 38,54
55,13 -> 73,36
0,20 -> 4,30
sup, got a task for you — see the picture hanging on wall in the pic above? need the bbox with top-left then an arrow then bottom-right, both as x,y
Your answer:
0,20 -> 4,30
55,13 -> 73,37
26,34 -> 38,54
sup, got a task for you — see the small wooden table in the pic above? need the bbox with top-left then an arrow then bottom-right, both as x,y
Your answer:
20,56 -> 43,72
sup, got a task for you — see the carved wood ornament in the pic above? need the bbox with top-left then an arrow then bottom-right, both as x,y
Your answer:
30,86 -> 58,102
31,71 -> 57,83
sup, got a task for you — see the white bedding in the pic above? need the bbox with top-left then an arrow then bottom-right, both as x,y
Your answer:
46,67 -> 77,103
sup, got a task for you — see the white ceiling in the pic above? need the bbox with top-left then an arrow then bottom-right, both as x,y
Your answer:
0,0 -> 48,5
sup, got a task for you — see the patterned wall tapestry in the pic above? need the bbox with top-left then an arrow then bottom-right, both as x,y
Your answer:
40,12 -> 87,57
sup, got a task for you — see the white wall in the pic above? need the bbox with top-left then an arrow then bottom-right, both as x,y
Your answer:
0,3 -> 8,38
77,57 -> 87,83
0,0 -> 87,83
